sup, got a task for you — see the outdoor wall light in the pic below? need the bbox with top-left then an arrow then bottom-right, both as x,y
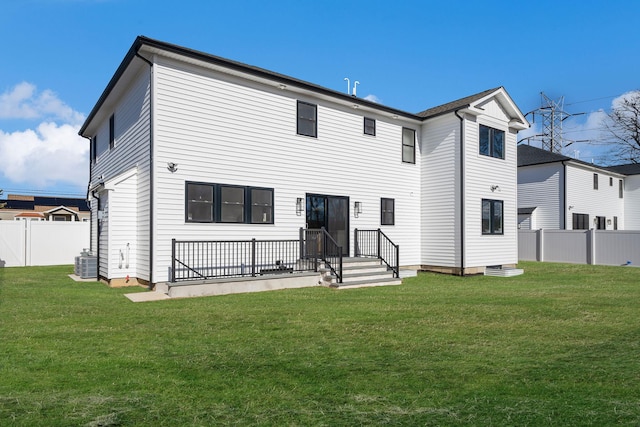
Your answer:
354,201 -> 363,218
607,219 -> 612,225
490,185 -> 501,192
167,162 -> 178,173
296,198 -> 304,216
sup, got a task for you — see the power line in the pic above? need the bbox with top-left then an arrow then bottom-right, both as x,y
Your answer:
564,95 -> 618,106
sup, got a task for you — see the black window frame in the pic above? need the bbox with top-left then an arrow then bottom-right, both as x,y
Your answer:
381,198 -> 395,226
219,184 -> 247,224
185,182 -> 274,225
185,182 -> 215,223
572,213 -> 589,230
619,179 -> 624,198
595,216 -> 606,230
614,216 -> 618,230
109,114 -> 115,149
482,199 -> 504,235
402,127 -> 416,164
609,176 -> 613,186
364,117 -> 376,136
249,187 -> 274,224
91,135 -> 97,164
297,100 -> 317,137
593,173 -> 598,190
479,124 -> 505,160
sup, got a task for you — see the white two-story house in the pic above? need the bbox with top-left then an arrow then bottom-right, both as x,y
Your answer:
518,144 -> 631,230
79,36 -> 528,288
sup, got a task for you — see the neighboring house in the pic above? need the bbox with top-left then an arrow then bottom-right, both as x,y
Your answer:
79,36 -> 528,287
605,163 -> 640,230
0,194 -> 90,222
517,145 -> 628,230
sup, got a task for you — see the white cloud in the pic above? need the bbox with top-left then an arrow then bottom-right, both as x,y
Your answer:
364,94 -> 382,104
0,82 -> 85,125
0,122 -> 88,189
0,82 -> 88,191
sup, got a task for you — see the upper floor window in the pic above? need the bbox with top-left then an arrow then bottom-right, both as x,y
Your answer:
297,101 -> 317,137
402,128 -> 415,164
479,125 -> 504,159
364,117 -> 376,136
91,136 -> 97,163
482,199 -> 503,235
609,177 -> 613,186
381,198 -> 395,225
593,173 -> 598,190
619,179 -> 624,198
109,114 -> 115,149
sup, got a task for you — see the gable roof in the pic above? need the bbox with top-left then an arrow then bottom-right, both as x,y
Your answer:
517,145 -> 629,177
518,144 -> 571,167
416,87 -> 500,118
605,164 -> 640,175
80,36 -> 529,136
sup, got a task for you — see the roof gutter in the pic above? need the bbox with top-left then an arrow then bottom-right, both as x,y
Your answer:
455,108 -> 466,276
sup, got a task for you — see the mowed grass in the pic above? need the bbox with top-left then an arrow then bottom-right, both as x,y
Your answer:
0,262 -> 639,426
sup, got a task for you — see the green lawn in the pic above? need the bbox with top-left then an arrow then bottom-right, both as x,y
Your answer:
1,262 -> 639,426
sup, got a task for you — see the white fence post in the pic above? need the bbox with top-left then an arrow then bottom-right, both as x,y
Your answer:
537,228 -> 544,262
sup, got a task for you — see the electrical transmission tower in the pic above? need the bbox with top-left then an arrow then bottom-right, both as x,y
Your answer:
522,92 -> 585,154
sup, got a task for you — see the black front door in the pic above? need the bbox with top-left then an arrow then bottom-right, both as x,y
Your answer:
306,194 -> 349,256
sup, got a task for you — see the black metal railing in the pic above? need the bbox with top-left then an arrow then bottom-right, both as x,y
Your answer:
354,228 -> 399,278
300,227 -> 343,283
171,238 -> 317,282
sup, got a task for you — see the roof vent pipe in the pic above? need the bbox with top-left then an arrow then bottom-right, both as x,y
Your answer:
352,81 -> 360,97
343,77 -> 350,94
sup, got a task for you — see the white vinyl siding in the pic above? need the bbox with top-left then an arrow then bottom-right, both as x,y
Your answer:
420,113 -> 460,267
518,163 -> 564,229
565,164 -> 624,230
151,56 -> 422,282
88,67 -> 151,281
624,175 -> 640,230
463,106 -> 518,268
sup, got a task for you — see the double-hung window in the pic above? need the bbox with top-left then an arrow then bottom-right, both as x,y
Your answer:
402,128 -> 415,164
381,198 -> 395,225
479,125 -> 504,159
91,136 -> 97,163
482,199 -> 503,235
297,101 -> 317,137
593,173 -> 598,190
250,188 -> 274,224
220,185 -> 245,223
619,179 -> 624,198
364,117 -> 376,136
109,114 -> 115,149
186,183 -> 215,222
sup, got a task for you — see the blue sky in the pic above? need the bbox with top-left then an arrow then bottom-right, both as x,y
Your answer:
1,0 -> 639,197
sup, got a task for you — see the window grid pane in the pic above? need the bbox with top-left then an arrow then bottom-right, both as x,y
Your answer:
221,186 -> 245,223
297,101 -> 317,137
186,183 -> 214,222
251,189 -> 273,224
381,198 -> 395,225
402,128 -> 415,164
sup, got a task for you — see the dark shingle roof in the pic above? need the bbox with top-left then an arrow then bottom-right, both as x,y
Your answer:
517,144 -> 571,167
415,87 -> 502,119
605,164 -> 640,175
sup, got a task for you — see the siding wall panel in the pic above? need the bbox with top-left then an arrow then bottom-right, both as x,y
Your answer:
151,58 -> 421,282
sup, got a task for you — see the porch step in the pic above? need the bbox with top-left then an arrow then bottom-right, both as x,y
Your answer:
330,277 -> 402,289
342,270 -> 396,283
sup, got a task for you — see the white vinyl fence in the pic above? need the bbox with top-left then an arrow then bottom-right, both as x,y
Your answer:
519,229 -> 640,266
0,221 -> 90,267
